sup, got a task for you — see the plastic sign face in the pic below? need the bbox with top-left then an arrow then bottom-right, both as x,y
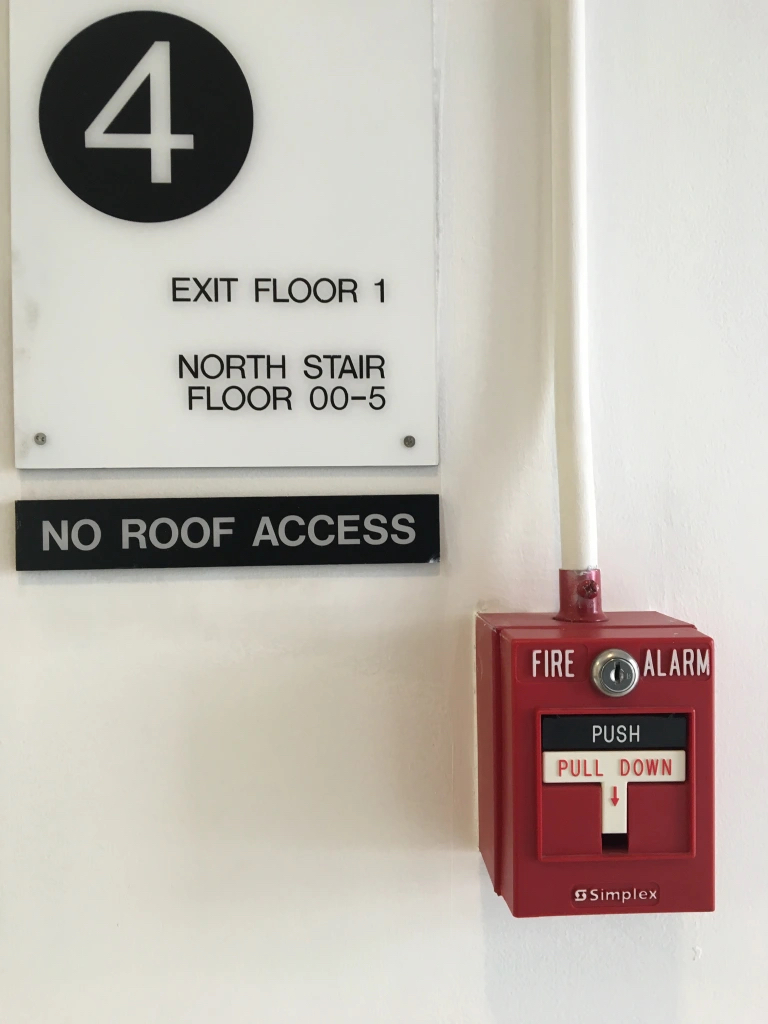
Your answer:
476,612 -> 715,918
10,0 -> 437,469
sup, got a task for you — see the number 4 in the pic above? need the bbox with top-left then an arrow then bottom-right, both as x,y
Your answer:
84,41 -> 194,184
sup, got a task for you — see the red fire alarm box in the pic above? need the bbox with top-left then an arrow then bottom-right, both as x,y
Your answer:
476,611 -> 714,917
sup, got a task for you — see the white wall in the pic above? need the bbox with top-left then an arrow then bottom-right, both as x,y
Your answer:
1,0 -> 766,1020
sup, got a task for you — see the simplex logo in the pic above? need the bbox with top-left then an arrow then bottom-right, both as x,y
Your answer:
572,886 -> 660,907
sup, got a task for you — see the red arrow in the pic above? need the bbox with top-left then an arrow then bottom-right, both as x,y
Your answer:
610,787 -> 620,806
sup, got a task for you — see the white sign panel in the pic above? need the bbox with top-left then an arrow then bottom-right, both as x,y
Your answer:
10,1 -> 437,468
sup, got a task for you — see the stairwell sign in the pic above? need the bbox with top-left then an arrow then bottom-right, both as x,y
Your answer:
10,1 -> 437,468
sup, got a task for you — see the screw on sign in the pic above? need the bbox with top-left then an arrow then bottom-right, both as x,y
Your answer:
39,12 -> 253,222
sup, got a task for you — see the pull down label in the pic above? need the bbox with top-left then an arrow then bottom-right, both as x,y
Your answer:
543,749 -> 687,834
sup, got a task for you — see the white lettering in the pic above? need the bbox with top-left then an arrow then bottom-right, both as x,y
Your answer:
308,515 -> 334,547
363,514 -> 388,546
392,513 -> 416,545
122,519 -> 147,550
181,517 -> 211,549
338,515 -> 360,545
149,518 -> 178,550
71,519 -> 101,552
643,650 -> 655,676
42,520 -> 68,552
84,42 -> 194,184
252,517 -> 279,547
278,516 -> 305,547
213,518 -> 235,548
577,887 -> 659,904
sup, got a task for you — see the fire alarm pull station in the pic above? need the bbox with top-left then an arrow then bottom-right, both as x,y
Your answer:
477,613 -> 714,918
476,0 -> 714,919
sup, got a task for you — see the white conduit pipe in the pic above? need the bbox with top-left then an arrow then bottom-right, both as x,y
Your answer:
551,0 -> 599,572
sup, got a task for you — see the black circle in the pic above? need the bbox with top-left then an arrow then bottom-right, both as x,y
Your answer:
39,12 -> 254,222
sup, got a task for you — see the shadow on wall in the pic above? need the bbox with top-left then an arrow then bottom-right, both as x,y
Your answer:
481,863 -> 689,1023
443,0 -> 558,856
180,609 -> 452,851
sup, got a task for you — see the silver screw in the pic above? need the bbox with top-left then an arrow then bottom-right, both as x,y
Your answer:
403,435 -> 416,449
34,433 -> 47,446
590,649 -> 640,698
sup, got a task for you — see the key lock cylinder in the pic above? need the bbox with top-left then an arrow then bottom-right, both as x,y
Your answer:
591,650 -> 640,698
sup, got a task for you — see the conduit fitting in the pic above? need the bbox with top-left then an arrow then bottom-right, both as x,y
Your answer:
554,568 -> 608,623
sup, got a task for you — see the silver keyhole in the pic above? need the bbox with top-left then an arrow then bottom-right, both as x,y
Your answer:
591,649 -> 640,698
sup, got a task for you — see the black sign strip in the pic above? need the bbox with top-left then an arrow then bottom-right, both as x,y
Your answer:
15,495 -> 440,572
542,715 -> 688,751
